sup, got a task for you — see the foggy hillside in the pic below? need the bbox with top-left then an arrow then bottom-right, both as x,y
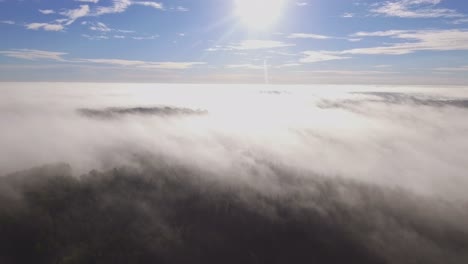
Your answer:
1,161 -> 467,264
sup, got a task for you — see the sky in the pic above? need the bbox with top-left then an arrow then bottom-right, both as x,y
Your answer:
1,0 -> 468,84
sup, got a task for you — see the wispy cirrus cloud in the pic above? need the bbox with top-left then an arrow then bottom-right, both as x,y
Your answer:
27,1 -> 166,32
276,63 -> 301,68
226,64 -> 265,70
82,21 -> 134,35
287,33 -> 331,39
0,49 -> 205,70
60,5 -> 90,25
434,65 -> 468,72
26,23 -> 65,31
208,40 -> 294,51
305,70 -> 394,75
344,29 -> 468,55
352,30 -> 410,37
75,0 -> 99,3
27,5 -> 90,31
371,0 -> 463,18
79,58 -> 205,69
88,21 -> 111,32
0,20 -> 15,25
133,1 -> 163,10
172,6 -> 189,12
452,18 -> 468,24
300,51 -> 350,63
81,34 -> 109,40
0,49 -> 67,61
94,0 -> 163,15
131,35 -> 159,40
342,13 -> 355,18
95,0 -> 131,15
81,21 -> 155,41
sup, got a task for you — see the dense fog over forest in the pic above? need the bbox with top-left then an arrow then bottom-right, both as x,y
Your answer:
1,83 -> 468,263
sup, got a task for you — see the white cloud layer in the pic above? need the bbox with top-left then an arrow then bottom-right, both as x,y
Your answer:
2,83 -> 468,203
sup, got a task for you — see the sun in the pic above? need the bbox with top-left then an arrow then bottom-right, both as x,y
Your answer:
235,0 -> 286,30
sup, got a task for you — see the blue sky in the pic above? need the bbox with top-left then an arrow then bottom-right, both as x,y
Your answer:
1,0 -> 468,84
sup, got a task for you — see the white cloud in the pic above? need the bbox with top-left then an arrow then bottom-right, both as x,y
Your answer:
0,49 -> 67,61
80,59 -> 205,69
60,5 -> 90,25
28,0 -> 165,31
83,21 -> 134,33
287,33 -> 331,39
371,0 -> 463,18
296,2 -> 308,6
172,6 -> 189,12
276,63 -> 301,68
375,64 -> 392,68
452,18 -> 468,24
306,70 -> 394,75
94,0 -> 164,15
75,0 -> 99,3
117,29 -> 135,33
0,20 -> 14,25
140,62 -> 205,69
0,49 -> 204,70
89,22 -> 111,32
434,65 -> 468,72
114,35 -> 126,39
95,0 -> 132,15
132,35 -> 159,40
207,40 -> 294,51
133,1 -> 164,10
26,23 -> 65,31
82,34 -> 109,40
300,51 -> 350,63
344,29 -> 468,55
223,40 -> 294,50
39,9 -> 55,15
353,30 -> 410,37
342,13 -> 355,18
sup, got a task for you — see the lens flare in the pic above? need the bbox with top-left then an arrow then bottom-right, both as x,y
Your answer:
235,0 -> 286,30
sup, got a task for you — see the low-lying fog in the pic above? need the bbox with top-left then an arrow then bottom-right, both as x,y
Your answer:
2,83 -> 468,199
1,82 -> 468,263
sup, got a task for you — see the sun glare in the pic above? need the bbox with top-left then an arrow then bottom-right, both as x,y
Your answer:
235,0 -> 286,30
